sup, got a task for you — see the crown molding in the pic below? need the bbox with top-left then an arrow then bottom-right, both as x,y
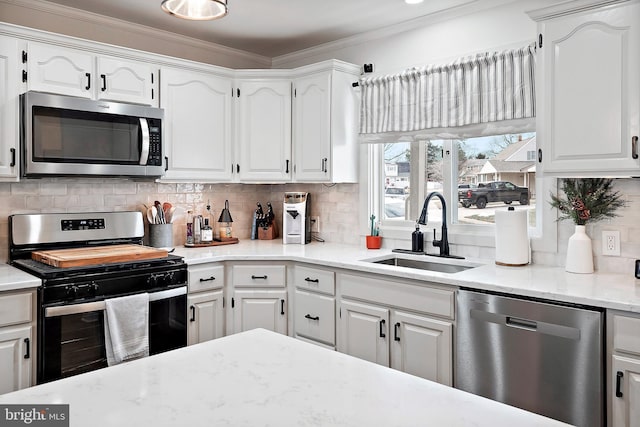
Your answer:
0,0 -> 272,68
526,0 -> 630,21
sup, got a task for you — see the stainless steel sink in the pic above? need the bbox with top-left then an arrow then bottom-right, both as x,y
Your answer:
365,256 -> 478,274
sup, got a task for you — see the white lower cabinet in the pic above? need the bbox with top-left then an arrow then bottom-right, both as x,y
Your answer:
230,263 -> 287,335
609,310 -> 640,427
337,272 -> 454,386
187,290 -> 224,346
231,289 -> 287,334
186,263 -> 225,345
294,289 -> 335,346
0,290 -> 35,394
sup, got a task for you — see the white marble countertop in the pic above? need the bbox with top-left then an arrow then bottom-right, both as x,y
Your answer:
173,239 -> 640,313
3,239 -> 639,312
0,329 -> 568,427
0,263 -> 41,293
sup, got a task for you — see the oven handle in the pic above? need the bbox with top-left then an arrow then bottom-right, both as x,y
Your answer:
44,287 -> 187,318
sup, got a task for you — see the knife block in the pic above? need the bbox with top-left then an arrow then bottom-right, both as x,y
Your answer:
258,224 -> 278,240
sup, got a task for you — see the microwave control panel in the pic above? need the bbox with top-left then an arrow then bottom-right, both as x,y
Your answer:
148,118 -> 162,166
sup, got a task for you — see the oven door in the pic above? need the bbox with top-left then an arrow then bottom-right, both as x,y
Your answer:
38,287 -> 186,384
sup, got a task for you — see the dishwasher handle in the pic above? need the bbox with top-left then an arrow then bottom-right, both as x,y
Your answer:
506,316 -> 537,331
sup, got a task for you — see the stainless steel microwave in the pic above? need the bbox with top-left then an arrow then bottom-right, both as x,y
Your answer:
20,91 -> 164,178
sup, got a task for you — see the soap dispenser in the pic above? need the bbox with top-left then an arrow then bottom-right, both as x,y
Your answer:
412,221 -> 424,252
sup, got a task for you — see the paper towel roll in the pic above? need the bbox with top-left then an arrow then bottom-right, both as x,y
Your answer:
495,207 -> 529,266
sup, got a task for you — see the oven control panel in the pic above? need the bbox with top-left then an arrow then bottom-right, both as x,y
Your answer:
61,218 -> 105,231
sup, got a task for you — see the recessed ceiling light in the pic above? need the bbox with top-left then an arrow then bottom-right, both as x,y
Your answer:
405,0 -> 425,4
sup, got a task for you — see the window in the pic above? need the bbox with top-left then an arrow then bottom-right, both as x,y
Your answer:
380,133 -> 537,230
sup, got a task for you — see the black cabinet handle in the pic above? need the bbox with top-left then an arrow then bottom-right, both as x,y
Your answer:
322,157 -> 328,173
285,159 -> 290,174
304,314 -> 319,321
190,305 -> 196,322
304,277 -> 319,283
280,299 -> 285,315
199,276 -> 215,282
101,74 -> 106,92
379,319 -> 386,338
23,338 -> 30,359
632,136 -> 638,160
164,156 -> 169,172
616,371 -> 624,398
236,164 -> 240,173
394,322 -> 401,341
537,148 -> 542,163
10,148 -> 16,168
22,70 -> 27,83
251,275 -> 268,280
85,72 -> 91,90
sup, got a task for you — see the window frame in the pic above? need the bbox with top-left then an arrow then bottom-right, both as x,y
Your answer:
363,137 -> 558,256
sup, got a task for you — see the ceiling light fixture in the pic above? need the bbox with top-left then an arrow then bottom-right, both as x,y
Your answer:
405,0 -> 424,4
161,0 -> 228,21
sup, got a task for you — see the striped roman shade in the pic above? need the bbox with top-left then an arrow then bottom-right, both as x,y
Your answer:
359,44 -> 536,136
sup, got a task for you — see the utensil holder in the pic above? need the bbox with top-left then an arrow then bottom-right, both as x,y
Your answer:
366,235 -> 382,249
149,224 -> 173,248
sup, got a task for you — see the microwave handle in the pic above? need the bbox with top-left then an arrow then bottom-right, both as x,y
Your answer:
139,118 -> 150,166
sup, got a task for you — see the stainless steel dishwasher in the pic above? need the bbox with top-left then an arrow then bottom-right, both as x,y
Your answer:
455,288 -> 604,427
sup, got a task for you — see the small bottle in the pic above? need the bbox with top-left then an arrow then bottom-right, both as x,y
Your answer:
201,218 -> 213,243
193,215 -> 202,244
186,210 -> 194,245
412,221 -> 424,252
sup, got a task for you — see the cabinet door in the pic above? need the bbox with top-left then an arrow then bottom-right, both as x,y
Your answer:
390,310 -> 452,385
161,67 -> 233,181
236,80 -> 291,182
337,299 -> 389,367
187,290 -> 224,346
27,42 -> 94,98
0,36 -> 20,180
612,355 -> 640,427
293,73 -> 331,182
538,3 -> 640,175
0,325 -> 32,394
232,289 -> 287,335
97,57 -> 156,106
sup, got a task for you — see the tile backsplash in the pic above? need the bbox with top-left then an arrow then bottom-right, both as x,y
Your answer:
2,178 -> 638,274
0,179 -> 359,263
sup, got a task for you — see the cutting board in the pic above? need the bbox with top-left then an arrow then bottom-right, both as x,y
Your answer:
32,244 -> 168,268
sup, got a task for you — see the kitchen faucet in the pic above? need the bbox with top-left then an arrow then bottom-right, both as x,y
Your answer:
417,191 -> 451,257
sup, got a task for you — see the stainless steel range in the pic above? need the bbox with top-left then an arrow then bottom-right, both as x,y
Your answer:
9,211 -> 187,384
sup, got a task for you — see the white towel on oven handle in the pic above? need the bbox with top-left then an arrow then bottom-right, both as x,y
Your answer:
104,293 -> 150,366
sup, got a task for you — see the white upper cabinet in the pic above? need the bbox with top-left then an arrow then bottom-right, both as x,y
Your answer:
26,42 -> 157,106
160,67 -> 233,181
530,1 -> 640,176
0,36 -> 21,181
235,79 -> 292,182
293,62 -> 360,183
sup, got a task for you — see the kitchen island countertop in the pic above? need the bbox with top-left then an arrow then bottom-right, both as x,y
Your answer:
0,328 -> 569,426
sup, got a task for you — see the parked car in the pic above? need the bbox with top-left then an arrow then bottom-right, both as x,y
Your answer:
385,187 -> 408,199
458,181 -> 529,209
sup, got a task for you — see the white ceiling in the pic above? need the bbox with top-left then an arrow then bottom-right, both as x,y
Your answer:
39,0 -> 487,57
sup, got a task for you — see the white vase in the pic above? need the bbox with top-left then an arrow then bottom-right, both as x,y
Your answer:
565,225 -> 594,274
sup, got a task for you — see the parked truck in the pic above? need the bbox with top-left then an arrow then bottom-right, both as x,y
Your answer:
458,181 -> 529,209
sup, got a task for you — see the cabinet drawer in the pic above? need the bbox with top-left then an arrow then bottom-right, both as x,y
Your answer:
294,265 -> 335,295
188,264 -> 224,293
294,289 -> 335,345
232,265 -> 286,287
0,292 -> 33,327
613,314 -> 640,356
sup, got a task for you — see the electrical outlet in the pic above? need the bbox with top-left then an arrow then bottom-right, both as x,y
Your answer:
602,230 -> 621,256
310,216 -> 320,233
